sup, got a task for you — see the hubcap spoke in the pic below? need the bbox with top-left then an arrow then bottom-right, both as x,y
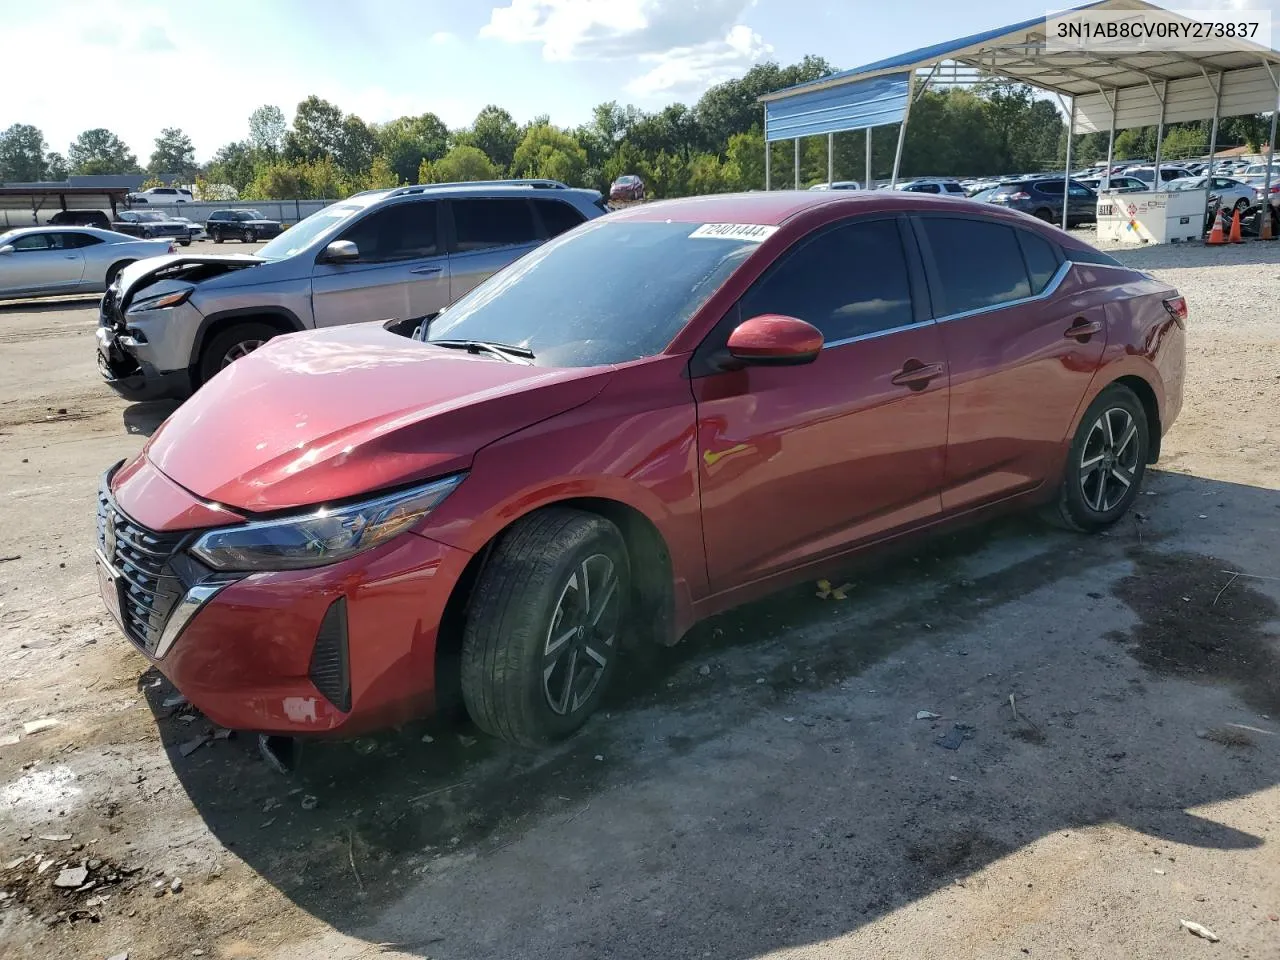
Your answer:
1110,466 -> 1132,488
582,643 -> 609,668
1102,410 -> 1116,446
1115,422 -> 1138,460
557,648 -> 578,714
542,553 -> 619,717
1080,453 -> 1106,470
590,574 -> 618,625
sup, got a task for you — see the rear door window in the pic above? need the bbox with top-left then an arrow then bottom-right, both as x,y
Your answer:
920,218 -> 1031,315
451,198 -> 538,252
533,199 -> 586,238
1016,230 -> 1061,294
338,201 -> 439,262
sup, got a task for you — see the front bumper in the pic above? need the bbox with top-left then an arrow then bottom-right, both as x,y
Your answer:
96,326 -> 193,401
97,292 -> 200,401
98,462 -> 473,736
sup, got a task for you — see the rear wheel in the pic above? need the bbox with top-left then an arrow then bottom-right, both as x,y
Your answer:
1048,384 -> 1149,532
1034,208 -> 1054,222
243,228 -> 255,243
460,508 -> 629,746
212,228 -> 223,243
197,322 -> 279,386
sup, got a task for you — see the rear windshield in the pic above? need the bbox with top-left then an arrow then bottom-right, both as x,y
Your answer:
424,219 -> 761,367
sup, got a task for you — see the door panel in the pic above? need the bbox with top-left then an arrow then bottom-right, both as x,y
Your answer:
0,236 -> 83,293
446,197 -> 541,301
310,199 -> 448,327
447,245 -> 538,301
694,325 -> 949,591
915,218 -> 1107,512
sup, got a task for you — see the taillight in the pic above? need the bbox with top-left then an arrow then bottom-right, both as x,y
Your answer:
168,241 -> 178,253
1008,191 -> 1031,200
1163,296 -> 1187,327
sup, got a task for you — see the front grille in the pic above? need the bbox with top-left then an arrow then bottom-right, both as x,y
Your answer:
97,490 -> 185,655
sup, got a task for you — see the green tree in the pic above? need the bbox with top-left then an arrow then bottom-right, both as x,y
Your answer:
1161,125 -> 1205,161
68,128 -> 140,175
694,56 -> 833,154
460,105 -> 520,172
511,124 -> 587,184
0,123 -> 48,182
248,105 -> 287,158
377,113 -> 450,183
43,151 -> 68,181
364,154 -> 401,189
686,152 -> 734,194
420,145 -> 499,183
726,129 -> 769,190
148,127 -> 197,179
207,141 -> 256,192
337,115 -> 378,177
285,96 -> 346,162
242,157 -> 354,200
1114,126 -> 1155,160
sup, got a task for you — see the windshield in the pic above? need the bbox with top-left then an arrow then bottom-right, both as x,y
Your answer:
136,212 -> 164,221
245,210 -> 266,220
256,204 -> 360,259
425,219 -> 762,367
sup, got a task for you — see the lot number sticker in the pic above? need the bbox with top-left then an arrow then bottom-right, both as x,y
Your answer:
689,223 -> 778,242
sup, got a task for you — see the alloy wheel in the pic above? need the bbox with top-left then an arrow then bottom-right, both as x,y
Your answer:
542,554 -> 620,716
1078,406 -> 1140,512
221,339 -> 266,367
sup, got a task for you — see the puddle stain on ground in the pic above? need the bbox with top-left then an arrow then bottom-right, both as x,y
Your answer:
1110,551 -> 1280,716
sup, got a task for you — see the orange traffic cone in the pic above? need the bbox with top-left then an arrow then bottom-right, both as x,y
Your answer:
1205,208 -> 1227,245
1228,208 -> 1244,243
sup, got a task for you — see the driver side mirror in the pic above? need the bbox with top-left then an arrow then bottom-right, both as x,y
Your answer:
321,240 -> 359,264
726,314 -> 823,366
0,245 -> 13,255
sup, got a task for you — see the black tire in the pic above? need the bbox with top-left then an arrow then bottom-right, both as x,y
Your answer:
1048,384 -> 1150,532
1034,208 -> 1054,222
461,508 -> 630,746
197,322 -> 279,386
212,229 -> 223,243
179,240 -> 191,247
142,228 -> 154,239
243,228 -> 255,243
1233,198 -> 1249,216
104,260 -> 134,288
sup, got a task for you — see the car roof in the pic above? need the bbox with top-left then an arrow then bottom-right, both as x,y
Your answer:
607,190 -> 1033,227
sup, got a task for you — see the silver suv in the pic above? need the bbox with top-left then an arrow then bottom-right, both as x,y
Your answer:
97,180 -> 607,401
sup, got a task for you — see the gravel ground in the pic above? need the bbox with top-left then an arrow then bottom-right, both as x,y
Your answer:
0,236 -> 1278,960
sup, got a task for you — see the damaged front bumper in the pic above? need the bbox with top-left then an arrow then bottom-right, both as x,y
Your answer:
96,289 -> 194,402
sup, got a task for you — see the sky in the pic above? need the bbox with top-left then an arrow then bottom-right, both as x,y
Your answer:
4,0 -> 1278,164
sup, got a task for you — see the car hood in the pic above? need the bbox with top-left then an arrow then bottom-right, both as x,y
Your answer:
143,323 -> 612,513
114,254 -> 265,306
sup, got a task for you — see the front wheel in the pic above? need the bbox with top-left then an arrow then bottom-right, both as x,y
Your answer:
197,322 -> 279,386
212,229 -> 223,243
243,228 -> 255,243
1049,384 -> 1150,532
461,508 -> 629,746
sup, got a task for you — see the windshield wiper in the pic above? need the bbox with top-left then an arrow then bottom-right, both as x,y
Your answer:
428,339 -> 535,364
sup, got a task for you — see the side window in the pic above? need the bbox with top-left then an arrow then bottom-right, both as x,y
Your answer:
1068,183 -> 1091,197
921,218 -> 1031,315
338,201 -> 438,262
452,198 -> 538,252
738,219 -> 914,343
63,232 -> 102,249
1016,230 -> 1061,294
944,182 -> 965,193
533,199 -> 585,238
11,234 -> 53,251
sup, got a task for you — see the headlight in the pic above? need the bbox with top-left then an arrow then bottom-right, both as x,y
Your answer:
129,288 -> 193,311
190,474 -> 464,572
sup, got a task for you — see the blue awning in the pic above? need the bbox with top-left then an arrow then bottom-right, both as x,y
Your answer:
765,72 -> 911,142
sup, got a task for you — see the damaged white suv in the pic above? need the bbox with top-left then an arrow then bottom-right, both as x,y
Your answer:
96,180 -> 606,401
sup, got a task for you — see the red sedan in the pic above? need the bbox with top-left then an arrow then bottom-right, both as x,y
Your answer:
95,192 -> 1185,746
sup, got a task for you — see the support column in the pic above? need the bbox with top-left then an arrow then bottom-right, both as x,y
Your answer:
865,128 -> 872,189
1104,90 -> 1116,186
891,75 -> 916,188
1207,72 -> 1223,174
1153,81 -> 1168,185
1262,90 -> 1278,239
763,105 -> 770,191
794,137 -> 800,190
827,132 -> 834,187
1062,97 -> 1075,231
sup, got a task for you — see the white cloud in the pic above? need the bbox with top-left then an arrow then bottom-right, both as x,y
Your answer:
429,30 -> 458,45
481,0 -> 768,98
627,23 -> 771,96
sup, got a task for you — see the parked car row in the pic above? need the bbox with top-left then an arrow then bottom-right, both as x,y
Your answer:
0,227 -> 177,299
86,179 -> 1187,757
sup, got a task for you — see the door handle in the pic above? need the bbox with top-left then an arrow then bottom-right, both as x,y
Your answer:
409,265 -> 442,276
64,255 -> 79,260
890,360 -> 944,390
1064,318 -> 1103,341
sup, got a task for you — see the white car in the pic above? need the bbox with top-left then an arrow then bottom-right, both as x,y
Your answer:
1241,162 -> 1280,178
127,186 -> 194,204
893,179 -> 967,195
809,181 -> 862,190
0,227 -> 175,300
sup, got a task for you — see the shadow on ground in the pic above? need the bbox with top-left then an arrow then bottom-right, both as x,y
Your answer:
149,469 -> 1280,959
122,400 -> 180,436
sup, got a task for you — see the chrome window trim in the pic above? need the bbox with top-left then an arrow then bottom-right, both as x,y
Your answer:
822,318 -> 936,350
931,258 -> 1072,325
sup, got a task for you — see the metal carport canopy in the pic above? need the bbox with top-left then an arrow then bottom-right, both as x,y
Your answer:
759,0 -> 1280,214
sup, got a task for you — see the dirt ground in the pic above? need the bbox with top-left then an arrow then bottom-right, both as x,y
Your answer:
1,236 -> 1279,960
